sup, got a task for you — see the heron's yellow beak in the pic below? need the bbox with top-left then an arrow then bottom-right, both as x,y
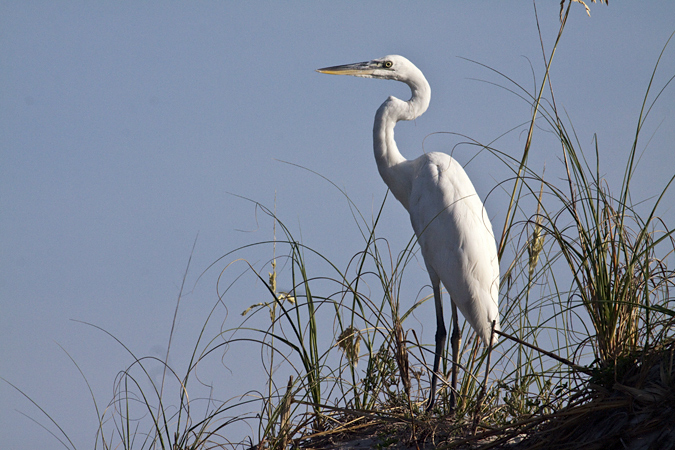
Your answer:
316,61 -> 375,76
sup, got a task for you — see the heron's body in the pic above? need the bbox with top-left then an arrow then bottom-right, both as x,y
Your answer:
318,55 -> 499,410
407,153 -> 499,342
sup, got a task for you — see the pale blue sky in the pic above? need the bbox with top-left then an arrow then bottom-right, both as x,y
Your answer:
2,2 -> 674,448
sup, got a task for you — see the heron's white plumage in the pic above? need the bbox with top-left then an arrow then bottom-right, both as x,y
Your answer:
407,152 -> 499,345
318,54 -> 499,410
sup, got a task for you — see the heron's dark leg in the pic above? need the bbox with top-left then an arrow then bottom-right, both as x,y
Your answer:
426,281 -> 446,412
449,301 -> 461,410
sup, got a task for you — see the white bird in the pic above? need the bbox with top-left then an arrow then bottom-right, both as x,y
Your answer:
317,55 -> 500,411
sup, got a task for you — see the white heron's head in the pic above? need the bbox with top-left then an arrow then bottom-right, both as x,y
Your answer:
317,55 -> 422,83
318,54 -> 431,120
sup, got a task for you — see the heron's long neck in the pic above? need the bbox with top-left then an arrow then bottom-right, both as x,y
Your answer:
373,75 -> 431,209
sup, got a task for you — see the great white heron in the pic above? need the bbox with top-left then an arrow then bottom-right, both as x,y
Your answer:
317,55 -> 500,411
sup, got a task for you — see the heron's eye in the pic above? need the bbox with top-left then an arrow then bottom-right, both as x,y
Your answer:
383,61 -> 393,68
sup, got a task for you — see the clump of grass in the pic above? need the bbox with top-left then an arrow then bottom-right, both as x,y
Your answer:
498,21 -> 675,373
